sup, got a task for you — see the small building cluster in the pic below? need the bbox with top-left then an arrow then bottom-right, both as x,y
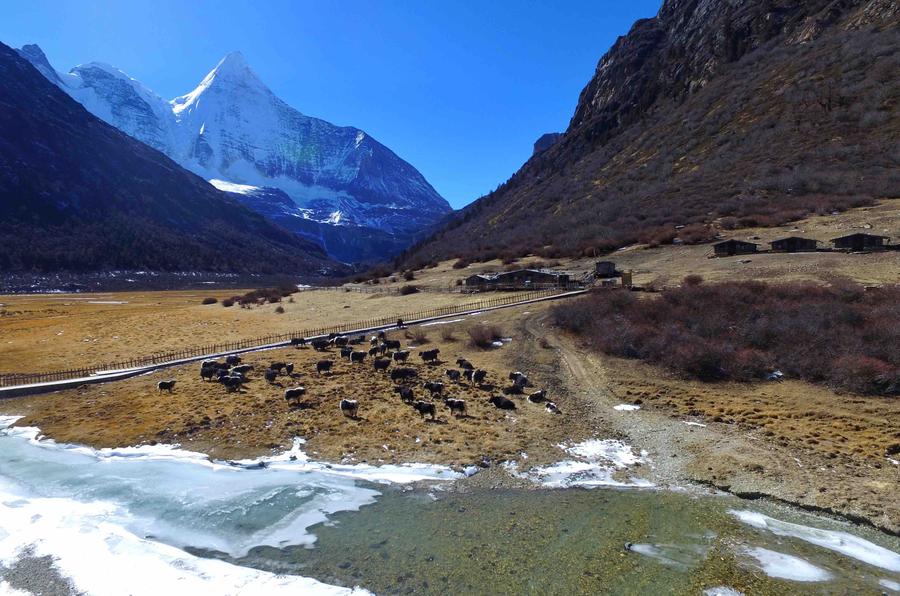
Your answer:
770,236 -> 818,253
463,268 -> 571,290
713,232 -> 893,257
713,239 -> 759,257
830,233 -> 890,251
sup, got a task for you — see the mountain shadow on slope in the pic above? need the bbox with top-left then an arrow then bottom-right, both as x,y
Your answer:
0,42 -> 339,275
400,0 -> 898,266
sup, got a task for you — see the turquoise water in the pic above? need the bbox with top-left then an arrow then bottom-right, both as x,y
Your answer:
1,417 -> 898,595
228,487 -> 900,595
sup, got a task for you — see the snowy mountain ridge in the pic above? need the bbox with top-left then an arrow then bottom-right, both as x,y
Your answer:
17,45 -> 451,259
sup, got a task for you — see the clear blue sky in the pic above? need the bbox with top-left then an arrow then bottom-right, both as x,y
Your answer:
1,0 -> 660,209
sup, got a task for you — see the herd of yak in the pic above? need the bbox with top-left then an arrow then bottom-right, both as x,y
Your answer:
156,330 -> 561,421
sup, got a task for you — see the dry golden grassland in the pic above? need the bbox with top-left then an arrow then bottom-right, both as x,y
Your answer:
0,201 -> 897,528
0,288 -> 489,373
0,306 -> 585,466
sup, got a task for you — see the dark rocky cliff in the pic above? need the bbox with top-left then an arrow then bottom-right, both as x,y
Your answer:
0,43 -> 338,274
402,0 -> 898,265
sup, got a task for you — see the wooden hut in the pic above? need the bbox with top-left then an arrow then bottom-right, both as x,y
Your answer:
463,273 -> 497,287
493,269 -> 570,287
770,236 -> 818,253
713,239 -> 759,257
595,261 -> 617,277
830,233 -> 889,251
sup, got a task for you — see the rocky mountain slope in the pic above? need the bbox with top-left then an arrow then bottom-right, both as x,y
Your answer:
401,0 -> 899,265
18,46 -> 452,262
0,42 -> 336,275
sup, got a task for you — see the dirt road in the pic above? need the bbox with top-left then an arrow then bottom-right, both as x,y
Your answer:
520,310 -> 899,535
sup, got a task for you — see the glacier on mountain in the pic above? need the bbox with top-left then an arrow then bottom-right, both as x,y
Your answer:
17,45 -> 451,255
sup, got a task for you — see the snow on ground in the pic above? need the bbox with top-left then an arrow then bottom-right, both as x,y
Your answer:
514,439 -> 653,489
740,547 -> 832,582
730,510 -> 900,572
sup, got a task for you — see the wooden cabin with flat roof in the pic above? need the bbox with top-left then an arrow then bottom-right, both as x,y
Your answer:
595,261 -> 617,277
463,273 -> 498,287
713,239 -> 758,257
831,233 -> 889,251
493,269 -> 570,287
770,236 -> 818,253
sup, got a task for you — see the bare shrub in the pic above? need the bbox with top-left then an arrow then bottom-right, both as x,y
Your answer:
683,274 -> 704,287
201,297 -> 218,305
274,305 -> 285,314
440,327 -> 456,341
468,325 -> 504,349
222,298 -> 235,308
452,258 -> 471,269
403,270 -> 416,281
399,285 -> 420,295
410,329 -> 429,344
553,281 -> 900,395
719,216 -> 739,230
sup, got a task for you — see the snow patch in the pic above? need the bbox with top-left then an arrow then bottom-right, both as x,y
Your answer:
740,546 -> 832,582
0,486 -> 367,596
420,318 -> 464,327
0,417 -> 388,596
613,404 -> 640,411
209,178 -> 263,194
730,510 -> 900,572
703,588 -> 744,596
880,578 -> 900,592
628,542 -> 709,570
517,439 -> 652,488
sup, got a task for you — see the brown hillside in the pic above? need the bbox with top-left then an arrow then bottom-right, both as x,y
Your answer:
402,0 -> 899,265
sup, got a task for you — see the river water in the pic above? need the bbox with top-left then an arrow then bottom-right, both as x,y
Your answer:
0,416 -> 898,595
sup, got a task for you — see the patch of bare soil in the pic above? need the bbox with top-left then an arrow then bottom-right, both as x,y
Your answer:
0,308 -> 588,469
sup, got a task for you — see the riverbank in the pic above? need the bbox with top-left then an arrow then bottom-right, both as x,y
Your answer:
1,303 -> 896,537
1,414 -> 899,596
520,311 -> 900,536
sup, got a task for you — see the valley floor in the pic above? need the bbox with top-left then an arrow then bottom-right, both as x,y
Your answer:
1,301 -> 897,536
1,201 -> 898,535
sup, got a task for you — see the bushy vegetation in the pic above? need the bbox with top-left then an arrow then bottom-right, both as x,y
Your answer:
221,298 -> 235,308
406,328 -> 429,344
233,285 -> 297,306
201,297 -> 218,305
399,285 -> 420,295
553,281 -> 900,395
467,325 -> 504,349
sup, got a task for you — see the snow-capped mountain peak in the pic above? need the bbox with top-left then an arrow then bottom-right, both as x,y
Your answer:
172,50 -> 271,115
17,44 -> 452,261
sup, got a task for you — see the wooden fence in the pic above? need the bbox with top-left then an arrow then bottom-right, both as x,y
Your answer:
0,289 -> 565,388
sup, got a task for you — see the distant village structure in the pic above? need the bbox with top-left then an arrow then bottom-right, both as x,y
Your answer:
830,233 -> 890,251
594,261 -> 617,277
713,239 -> 759,257
710,231 -> 899,258
463,268 -> 571,290
770,236 -> 818,253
